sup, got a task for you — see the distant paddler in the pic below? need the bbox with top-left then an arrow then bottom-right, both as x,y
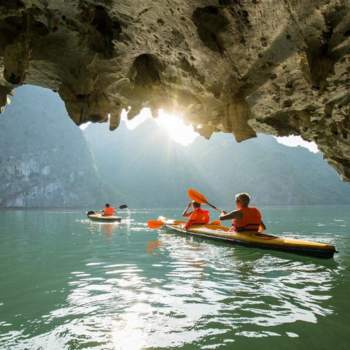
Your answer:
101,203 -> 117,216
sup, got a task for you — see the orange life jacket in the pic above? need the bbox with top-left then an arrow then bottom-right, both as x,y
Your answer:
184,207 -> 210,229
104,206 -> 115,216
230,207 -> 261,232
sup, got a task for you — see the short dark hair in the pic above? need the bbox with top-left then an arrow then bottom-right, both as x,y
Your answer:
192,201 -> 201,208
105,203 -> 110,207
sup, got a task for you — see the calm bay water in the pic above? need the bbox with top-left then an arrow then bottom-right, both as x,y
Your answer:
0,206 -> 349,350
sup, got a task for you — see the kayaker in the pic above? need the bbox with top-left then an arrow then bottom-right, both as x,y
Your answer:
101,203 -> 117,216
182,201 -> 210,229
219,193 -> 266,232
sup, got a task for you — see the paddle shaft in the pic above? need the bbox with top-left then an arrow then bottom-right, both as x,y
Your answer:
149,219 -> 221,229
206,202 -> 222,213
148,220 -> 181,229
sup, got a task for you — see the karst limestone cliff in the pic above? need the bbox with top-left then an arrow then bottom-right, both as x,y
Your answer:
0,1 -> 350,182
0,86 -> 122,207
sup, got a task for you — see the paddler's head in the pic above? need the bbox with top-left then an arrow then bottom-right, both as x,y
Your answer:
235,193 -> 250,209
192,201 -> 201,208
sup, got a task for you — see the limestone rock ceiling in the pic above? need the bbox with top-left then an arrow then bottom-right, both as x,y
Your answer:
0,0 -> 350,182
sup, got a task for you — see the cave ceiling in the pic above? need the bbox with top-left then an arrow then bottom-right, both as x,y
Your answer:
1,0 -> 350,182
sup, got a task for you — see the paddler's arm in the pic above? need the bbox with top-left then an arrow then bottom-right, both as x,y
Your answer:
219,210 -> 243,222
182,201 -> 194,217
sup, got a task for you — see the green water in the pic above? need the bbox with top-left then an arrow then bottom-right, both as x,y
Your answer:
0,206 -> 349,350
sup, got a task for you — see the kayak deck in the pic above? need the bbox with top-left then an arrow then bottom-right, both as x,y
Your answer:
157,216 -> 337,259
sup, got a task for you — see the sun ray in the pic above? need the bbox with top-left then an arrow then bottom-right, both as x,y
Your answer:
122,108 -> 199,147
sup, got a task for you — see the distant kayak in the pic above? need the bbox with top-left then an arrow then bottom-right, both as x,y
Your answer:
86,211 -> 121,222
153,216 -> 337,259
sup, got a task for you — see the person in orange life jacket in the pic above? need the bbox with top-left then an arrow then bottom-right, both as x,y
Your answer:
219,193 -> 266,232
182,201 -> 210,230
101,203 -> 117,216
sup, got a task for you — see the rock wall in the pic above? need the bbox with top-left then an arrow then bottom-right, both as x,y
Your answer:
0,149 -> 99,207
0,1 -> 350,182
0,86 -> 122,207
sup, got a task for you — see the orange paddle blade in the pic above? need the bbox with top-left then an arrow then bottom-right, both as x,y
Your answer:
148,220 -> 164,229
188,188 -> 223,213
188,188 -> 208,204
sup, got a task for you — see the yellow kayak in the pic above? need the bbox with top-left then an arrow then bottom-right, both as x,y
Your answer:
87,211 -> 121,222
157,216 -> 337,259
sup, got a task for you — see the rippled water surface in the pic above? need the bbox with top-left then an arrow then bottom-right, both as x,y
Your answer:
0,206 -> 349,349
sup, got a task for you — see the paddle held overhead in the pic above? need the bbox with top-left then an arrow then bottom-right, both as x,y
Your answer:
188,189 -> 223,213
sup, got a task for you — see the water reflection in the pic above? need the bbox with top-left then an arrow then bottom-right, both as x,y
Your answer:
140,231 -> 337,342
147,240 -> 162,257
86,221 -> 120,236
0,208 -> 346,350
